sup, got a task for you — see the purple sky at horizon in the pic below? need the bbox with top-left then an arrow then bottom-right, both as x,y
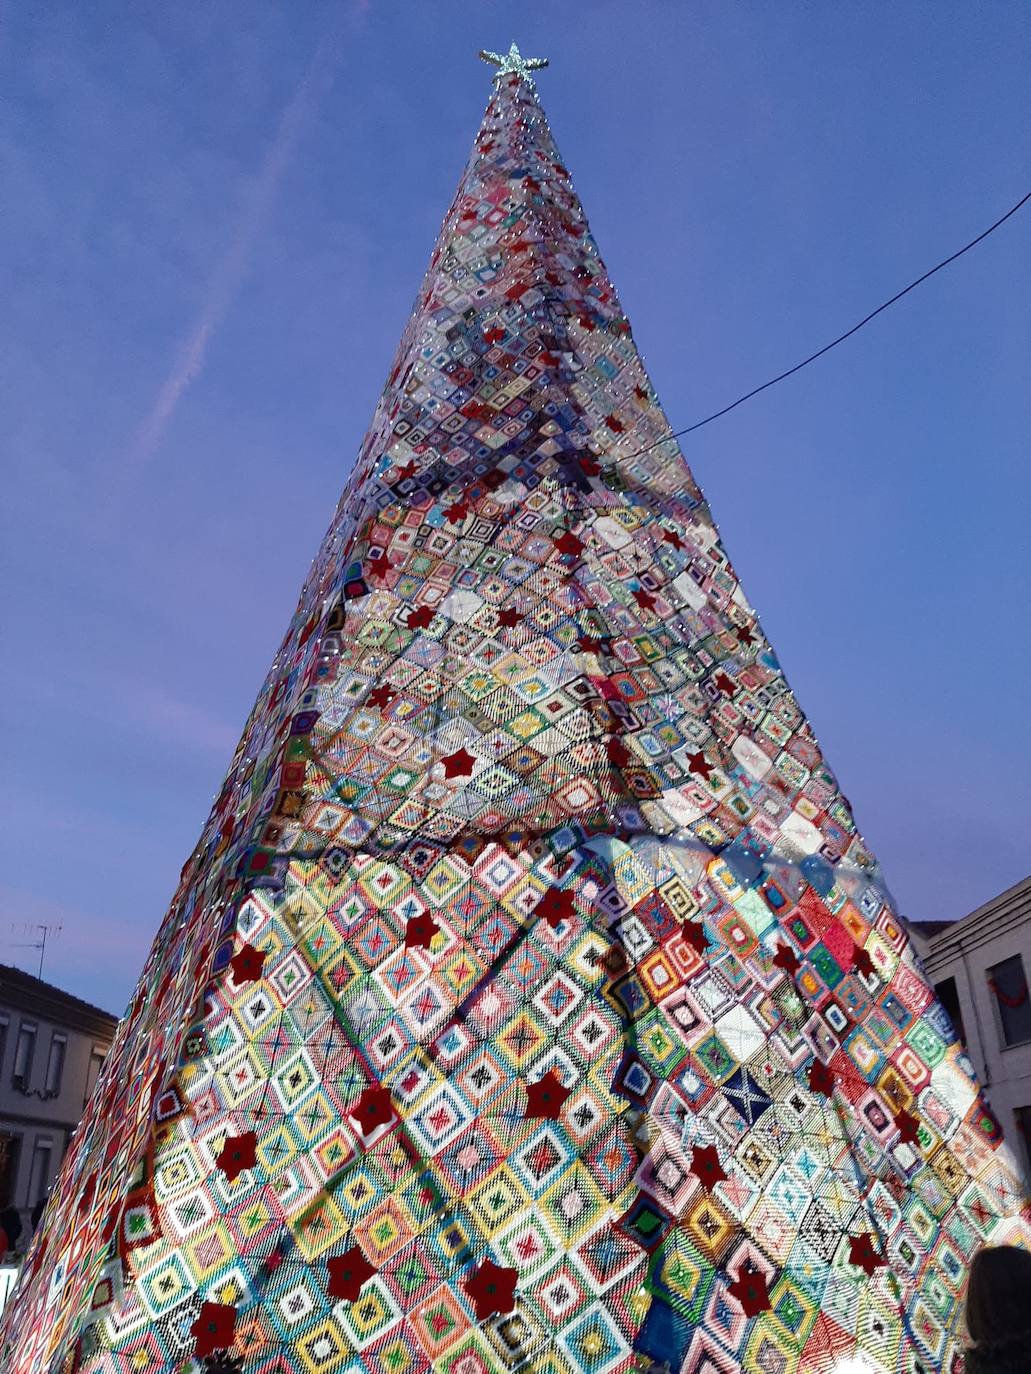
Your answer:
2,3 -> 1028,1015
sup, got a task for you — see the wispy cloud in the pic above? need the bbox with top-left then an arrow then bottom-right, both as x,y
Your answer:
127,25 -> 342,472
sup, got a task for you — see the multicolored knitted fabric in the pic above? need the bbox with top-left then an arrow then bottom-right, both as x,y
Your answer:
4,46 -> 1028,1374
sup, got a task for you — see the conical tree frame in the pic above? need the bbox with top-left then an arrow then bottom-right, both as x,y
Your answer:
4,52 -> 1028,1374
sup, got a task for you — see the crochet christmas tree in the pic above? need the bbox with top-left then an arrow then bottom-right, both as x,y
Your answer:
5,43 -> 1027,1374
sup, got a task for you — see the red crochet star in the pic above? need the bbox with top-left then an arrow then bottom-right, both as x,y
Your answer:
894,1108 -> 920,1146
852,943 -> 876,978
498,607 -> 523,628
441,748 -> 475,779
714,672 -> 736,695
483,327 -> 505,344
536,887 -> 575,929
634,385 -> 650,402
327,1246 -> 376,1301
809,1059 -> 835,1098
686,751 -> 714,782
525,1068 -> 571,1120
367,551 -> 393,581
849,1232 -> 885,1277
191,1301 -> 237,1358
734,624 -> 755,646
394,461 -> 417,481
367,685 -> 396,710
634,589 -> 657,611
683,921 -> 709,956
216,1131 -> 257,1183
772,944 -> 800,977
230,944 -> 266,985
405,912 -> 440,949
603,413 -> 623,432
464,1259 -> 518,1321
578,454 -> 601,476
690,1144 -> 727,1191
350,1085 -> 394,1134
445,500 -> 469,523
577,635 -> 604,652
607,738 -> 631,768
553,530 -> 584,559
407,605 -> 434,630
662,528 -> 684,549
77,1173 -> 96,1213
729,1265 -> 770,1318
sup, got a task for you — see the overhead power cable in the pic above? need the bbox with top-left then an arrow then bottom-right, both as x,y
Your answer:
631,188 -> 1031,457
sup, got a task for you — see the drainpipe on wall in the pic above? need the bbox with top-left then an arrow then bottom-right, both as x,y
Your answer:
960,945 -> 991,1087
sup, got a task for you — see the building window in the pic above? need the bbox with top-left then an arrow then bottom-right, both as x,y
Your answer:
987,955 -> 1031,1048
27,1138 -> 52,1206
44,1033 -> 67,1097
1016,1106 -> 1031,1168
934,976 -> 967,1046
84,1047 -> 105,1106
0,1134 -> 20,1210
12,1021 -> 37,1090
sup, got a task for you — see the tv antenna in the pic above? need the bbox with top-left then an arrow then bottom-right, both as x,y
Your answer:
6,923 -> 64,980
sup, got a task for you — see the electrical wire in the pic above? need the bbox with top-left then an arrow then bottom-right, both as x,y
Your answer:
628,188 -> 1031,459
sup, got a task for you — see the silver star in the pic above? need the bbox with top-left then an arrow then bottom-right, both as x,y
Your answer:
479,42 -> 549,90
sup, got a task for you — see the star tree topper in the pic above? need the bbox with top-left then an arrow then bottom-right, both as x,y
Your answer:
479,42 -> 549,90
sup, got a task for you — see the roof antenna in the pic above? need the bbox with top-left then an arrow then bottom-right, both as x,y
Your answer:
6,922 -> 64,980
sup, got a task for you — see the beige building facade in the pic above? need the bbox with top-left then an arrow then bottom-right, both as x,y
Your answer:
911,873 -> 1031,1183
0,965 -> 117,1254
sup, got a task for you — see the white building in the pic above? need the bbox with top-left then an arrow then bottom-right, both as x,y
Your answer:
910,873 -> 1031,1183
0,965 -> 117,1255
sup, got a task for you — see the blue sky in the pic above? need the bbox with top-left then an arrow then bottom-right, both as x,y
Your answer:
2,3 -> 1028,1014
